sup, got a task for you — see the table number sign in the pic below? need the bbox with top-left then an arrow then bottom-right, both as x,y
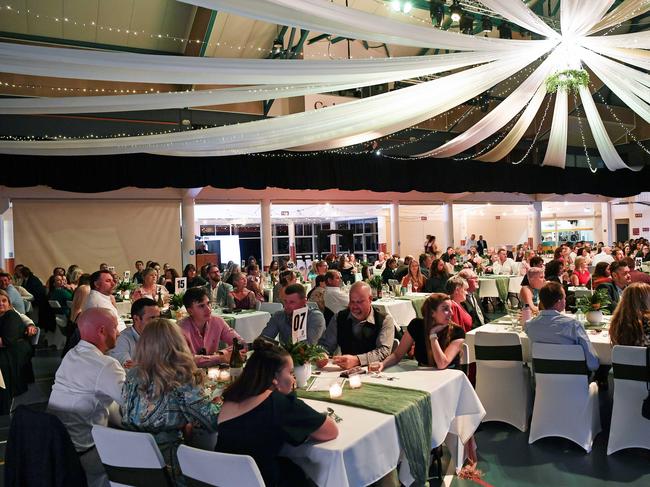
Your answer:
292,306 -> 308,343
175,277 -> 187,294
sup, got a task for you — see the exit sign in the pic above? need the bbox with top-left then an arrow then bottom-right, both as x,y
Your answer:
635,213 -> 643,218
420,216 -> 427,221
280,211 -> 289,216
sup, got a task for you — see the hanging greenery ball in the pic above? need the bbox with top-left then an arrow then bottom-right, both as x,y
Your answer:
545,69 -> 590,94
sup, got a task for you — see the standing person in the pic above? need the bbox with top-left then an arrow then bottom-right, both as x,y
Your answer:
609,282 -> 650,347
424,235 -> 438,256
121,319 -> 220,482
465,234 -> 477,251
216,339 -> 338,487
48,308 -> 125,487
476,235 -> 488,255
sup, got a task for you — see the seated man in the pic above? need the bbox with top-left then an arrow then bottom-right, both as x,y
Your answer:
260,283 -> 326,344
323,270 -> 349,316
491,248 -> 516,275
525,282 -> 599,372
83,270 -> 119,322
48,308 -> 125,487
205,264 -> 233,308
596,260 -> 631,312
108,298 -> 159,367
319,281 -> 395,370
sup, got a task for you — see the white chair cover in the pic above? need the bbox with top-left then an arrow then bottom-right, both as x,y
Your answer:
177,445 -> 265,487
508,275 -> 524,295
475,332 -> 532,432
478,279 -> 500,299
259,302 -> 283,314
529,343 -> 601,452
607,345 -> 650,455
91,425 -> 170,487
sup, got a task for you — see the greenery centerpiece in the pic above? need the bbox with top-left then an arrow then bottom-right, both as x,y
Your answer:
368,274 -> 383,298
545,69 -> 589,94
576,289 -> 612,325
282,341 -> 328,387
169,292 -> 185,319
115,279 -> 138,293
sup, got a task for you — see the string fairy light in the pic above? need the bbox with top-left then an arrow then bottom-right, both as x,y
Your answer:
509,90 -> 553,165
570,91 -> 598,173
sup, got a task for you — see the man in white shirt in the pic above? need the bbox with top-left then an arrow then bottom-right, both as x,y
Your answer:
83,270 -> 119,321
48,307 -> 125,487
465,234 -> 477,251
323,270 -> 349,315
491,248 -> 516,275
109,297 -> 159,367
591,246 -> 614,266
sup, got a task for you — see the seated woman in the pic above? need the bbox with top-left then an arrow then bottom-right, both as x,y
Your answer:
570,256 -> 591,287
177,287 -> 243,367
579,247 -> 592,265
401,259 -> 426,293
0,290 -> 33,415
637,243 -> 650,262
216,339 -> 338,487
246,264 -> 265,302
519,267 -> 545,314
49,274 -> 74,315
70,273 -> 92,323
445,276 -> 473,332
121,318 -> 220,481
229,272 -> 258,311
268,260 -> 280,285
307,274 -> 327,312
424,258 -> 451,293
381,257 -> 398,284
132,267 -> 169,304
273,270 -> 296,305
591,262 -> 611,288
544,259 -> 564,284
338,254 -> 355,285
183,264 -> 207,289
609,282 -> 650,347
163,267 -> 180,295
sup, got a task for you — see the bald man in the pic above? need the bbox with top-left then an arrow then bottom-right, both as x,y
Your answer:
318,281 -> 395,370
48,308 -> 125,487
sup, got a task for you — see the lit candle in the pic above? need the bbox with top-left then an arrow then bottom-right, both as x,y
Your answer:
207,368 -> 219,380
218,369 -> 231,382
329,383 -> 343,399
349,374 -> 362,389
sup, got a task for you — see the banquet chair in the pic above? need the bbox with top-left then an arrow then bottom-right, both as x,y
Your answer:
475,332 -> 531,431
258,302 -> 283,314
91,425 -> 173,487
177,445 -> 264,487
529,343 -> 601,452
607,345 -> 650,455
507,275 -> 524,306
478,278 -> 500,313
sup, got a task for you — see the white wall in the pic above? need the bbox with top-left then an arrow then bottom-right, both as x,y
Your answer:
463,215 -> 529,249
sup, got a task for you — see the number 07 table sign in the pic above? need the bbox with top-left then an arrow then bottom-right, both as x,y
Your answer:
292,306 -> 308,343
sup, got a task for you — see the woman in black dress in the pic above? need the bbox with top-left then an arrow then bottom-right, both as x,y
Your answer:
216,339 -> 338,486
0,289 -> 33,414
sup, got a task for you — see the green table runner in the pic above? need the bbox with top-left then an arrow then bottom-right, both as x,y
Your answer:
217,310 -> 257,327
397,296 -> 427,319
480,276 -> 510,302
298,382 -> 432,486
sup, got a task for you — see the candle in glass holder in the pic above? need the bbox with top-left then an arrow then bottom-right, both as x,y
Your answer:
218,369 -> 231,382
329,383 -> 343,399
207,368 -> 219,380
349,374 -> 362,389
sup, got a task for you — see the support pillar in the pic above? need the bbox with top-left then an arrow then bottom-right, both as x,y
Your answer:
0,198 -> 8,270
531,202 -> 542,249
261,199 -> 272,271
390,201 -> 400,256
601,201 -> 613,245
181,194 -> 197,270
288,221 -> 296,262
442,203 -> 454,249
330,220 -> 337,255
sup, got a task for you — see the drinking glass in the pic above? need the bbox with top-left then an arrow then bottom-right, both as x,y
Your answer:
368,361 -> 381,376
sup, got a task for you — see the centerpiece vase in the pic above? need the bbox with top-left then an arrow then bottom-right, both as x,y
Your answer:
586,310 -> 603,325
294,362 -> 312,388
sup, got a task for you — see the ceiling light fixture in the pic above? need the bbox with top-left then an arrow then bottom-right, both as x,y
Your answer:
429,1 -> 444,26
482,16 -> 493,33
450,0 -> 462,23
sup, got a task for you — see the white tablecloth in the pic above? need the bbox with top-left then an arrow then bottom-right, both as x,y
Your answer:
372,298 -> 416,328
283,363 -> 485,486
115,300 -> 131,316
217,311 -> 271,343
465,315 -> 613,364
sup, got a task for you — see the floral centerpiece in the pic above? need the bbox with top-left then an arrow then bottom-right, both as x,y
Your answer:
368,274 -> 383,298
114,279 -> 137,300
169,292 -> 185,319
576,289 -> 612,324
545,69 -> 589,94
282,341 -> 328,387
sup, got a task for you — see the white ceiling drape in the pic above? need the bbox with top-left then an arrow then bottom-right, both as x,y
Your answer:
584,45 -> 650,71
581,30 -> 650,49
476,83 -> 549,162
470,0 -> 560,39
561,0 -> 615,38
179,0 -> 557,51
541,90 -> 569,168
588,0 -> 650,34
578,85 -> 640,171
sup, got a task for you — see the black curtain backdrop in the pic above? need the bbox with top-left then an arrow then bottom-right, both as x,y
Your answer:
0,153 -> 648,196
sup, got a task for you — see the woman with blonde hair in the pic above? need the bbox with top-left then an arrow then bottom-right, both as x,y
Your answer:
570,256 -> 591,286
121,318 -> 220,481
401,259 -> 426,293
609,282 -> 650,347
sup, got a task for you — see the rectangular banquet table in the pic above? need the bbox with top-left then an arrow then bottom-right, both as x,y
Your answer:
465,314 -> 613,364
282,361 -> 485,487
216,310 -> 271,344
372,298 -> 417,328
